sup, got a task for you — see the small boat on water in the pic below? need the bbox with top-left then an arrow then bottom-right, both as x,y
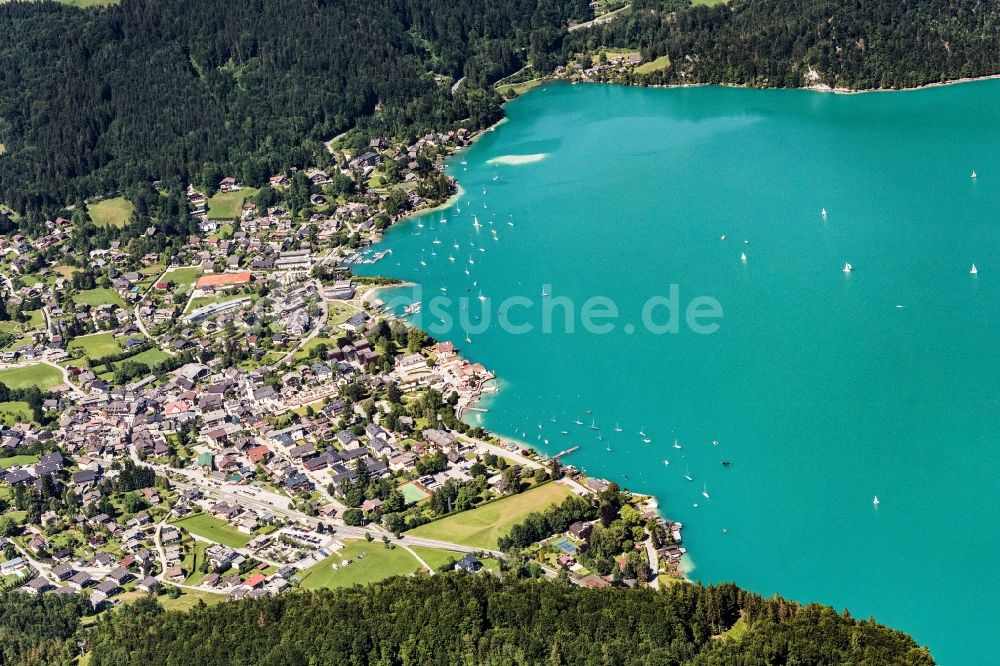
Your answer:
684,467 -> 693,482
614,423 -> 622,432
433,237 -> 442,245
843,262 -> 853,273
722,460 -> 731,467
448,255 -> 455,262
971,170 -> 977,179
971,263 -> 978,275
673,438 -> 682,449
639,427 -> 646,436
720,234 -> 727,240
741,251 -> 748,264
702,484 -> 710,499
873,495 -> 880,506
821,207 -> 827,218
712,439 -> 719,446
574,416 -> 583,425
590,420 -> 598,430
663,459 -> 670,466
642,438 -> 652,444
560,431 -> 569,435
478,291 -> 486,302
551,415 -> 557,423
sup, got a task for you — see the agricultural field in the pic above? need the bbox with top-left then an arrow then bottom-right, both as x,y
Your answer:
68,332 -> 122,360
207,188 -> 257,220
299,540 -> 424,589
171,513 -> 252,549
406,482 -> 574,550
74,287 -> 125,307
634,55 -> 670,74
87,197 -> 134,228
0,363 -> 64,390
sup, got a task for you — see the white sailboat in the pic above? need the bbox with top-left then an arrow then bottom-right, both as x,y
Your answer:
614,423 -> 622,432
432,237 -> 442,245
843,262 -> 853,273
740,251 -> 747,264
720,234 -> 727,240
574,416 -> 583,425
673,438 -> 682,449
639,427 -> 646,437
684,467 -> 693,482
873,495 -> 880,506
642,438 -> 652,444
590,419 -> 598,430
702,484 -> 710,499
821,207 -> 827,218
971,170 -> 977,179
448,254 -> 455,262
663,459 -> 670,466
477,291 -> 486,302
971,263 -> 978,275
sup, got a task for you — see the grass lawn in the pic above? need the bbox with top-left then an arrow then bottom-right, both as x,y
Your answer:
691,0 -> 727,5
406,482 -> 574,550
87,197 -> 134,228
716,616 -> 748,641
409,546 -> 462,572
172,513 -> 251,548
68,332 -> 122,360
121,347 -> 171,367
497,78 -> 545,97
293,336 -> 338,362
299,540 -> 422,590
163,266 -> 203,290
635,55 -> 670,74
22,310 -> 45,330
0,364 -> 63,389
160,588 -> 227,612
75,287 -> 125,307
207,188 -> 257,220
0,453 -> 39,469
0,401 -> 33,425
327,301 -> 360,326
53,265 -> 80,279
183,540 -> 210,586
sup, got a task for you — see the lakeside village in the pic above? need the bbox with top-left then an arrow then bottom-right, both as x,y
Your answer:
0,129 -> 686,615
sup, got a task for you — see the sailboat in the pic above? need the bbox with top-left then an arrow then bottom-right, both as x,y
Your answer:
642,437 -> 652,444
821,207 -> 827,218
673,438 -> 682,449
843,262 -> 853,273
720,234 -> 727,241
465,334 -> 472,344
432,237 -> 442,245
448,254 -> 455,262
550,415 -> 557,423
638,427 -> 646,436
663,459 -> 670,466
702,484 -> 710,499
590,419 -> 598,430
971,263 -> 978,275
574,416 -> 583,425
478,291 -> 486,302
614,423 -> 622,432
684,467 -> 693,482
971,170 -> 977,179
873,495 -> 880,506
741,251 -> 748,264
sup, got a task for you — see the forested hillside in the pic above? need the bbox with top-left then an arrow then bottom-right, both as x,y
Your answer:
3,0 -> 1000,218
80,574 -> 933,665
569,0 -> 1000,89
0,0 -> 589,212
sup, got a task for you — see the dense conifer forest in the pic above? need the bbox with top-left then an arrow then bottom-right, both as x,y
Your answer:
3,0 -> 1000,220
75,575 -> 932,665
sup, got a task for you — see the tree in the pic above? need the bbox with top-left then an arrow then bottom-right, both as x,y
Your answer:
344,509 -> 365,526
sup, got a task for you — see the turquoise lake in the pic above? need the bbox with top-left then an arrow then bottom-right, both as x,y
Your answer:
355,80 -> 1000,663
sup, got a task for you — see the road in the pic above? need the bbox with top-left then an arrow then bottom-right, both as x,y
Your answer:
644,538 -> 660,589
568,5 -> 629,32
